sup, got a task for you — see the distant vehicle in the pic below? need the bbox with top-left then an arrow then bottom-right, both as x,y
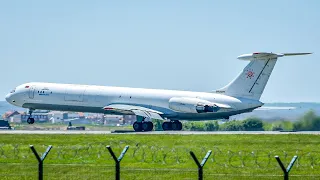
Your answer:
66,126 -> 85,130
5,52 -> 312,132
66,121 -> 85,130
0,120 -> 12,130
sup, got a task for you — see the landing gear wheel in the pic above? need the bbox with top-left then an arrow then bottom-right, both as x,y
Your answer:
171,121 -> 179,130
142,122 -> 149,131
133,122 -> 142,132
140,121 -> 153,131
27,118 -> 35,124
146,121 -> 153,131
162,122 -> 172,131
27,109 -> 35,124
177,121 -> 182,131
171,121 -> 183,131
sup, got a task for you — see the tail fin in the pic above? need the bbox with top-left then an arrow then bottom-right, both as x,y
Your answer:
216,52 -> 312,100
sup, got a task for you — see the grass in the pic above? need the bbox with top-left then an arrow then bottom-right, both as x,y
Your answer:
0,134 -> 320,179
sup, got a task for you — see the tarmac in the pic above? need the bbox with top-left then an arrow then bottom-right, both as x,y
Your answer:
0,130 -> 320,135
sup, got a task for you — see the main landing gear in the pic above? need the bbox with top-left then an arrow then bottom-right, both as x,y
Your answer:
132,116 -> 183,132
27,109 -> 35,124
162,121 -> 182,131
133,121 -> 153,132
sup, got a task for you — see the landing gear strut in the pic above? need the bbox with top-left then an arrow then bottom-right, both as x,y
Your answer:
27,109 -> 35,124
162,121 -> 182,131
133,121 -> 153,132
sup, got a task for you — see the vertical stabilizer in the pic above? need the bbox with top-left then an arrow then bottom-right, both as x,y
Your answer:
216,52 -> 312,100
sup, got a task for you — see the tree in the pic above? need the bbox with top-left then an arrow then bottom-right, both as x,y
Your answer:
190,122 -> 205,131
183,121 -> 205,131
219,120 -> 244,131
271,124 -> 283,131
242,117 -> 264,131
204,121 -> 219,131
293,111 -> 320,131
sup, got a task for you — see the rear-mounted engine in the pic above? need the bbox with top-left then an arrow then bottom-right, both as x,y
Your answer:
169,97 -> 220,113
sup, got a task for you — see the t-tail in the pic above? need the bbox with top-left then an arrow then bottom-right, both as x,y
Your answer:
216,52 -> 312,100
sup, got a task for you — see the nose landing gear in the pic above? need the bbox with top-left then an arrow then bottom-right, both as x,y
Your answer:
27,109 -> 35,124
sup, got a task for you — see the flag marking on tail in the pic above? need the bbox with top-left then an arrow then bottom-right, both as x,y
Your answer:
246,69 -> 255,79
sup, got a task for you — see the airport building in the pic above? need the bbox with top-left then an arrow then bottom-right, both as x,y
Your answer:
2,109 -> 136,125
2,111 -> 25,123
21,110 -> 49,123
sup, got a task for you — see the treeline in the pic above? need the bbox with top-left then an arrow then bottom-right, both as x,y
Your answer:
181,118 -> 264,131
153,111 -> 320,131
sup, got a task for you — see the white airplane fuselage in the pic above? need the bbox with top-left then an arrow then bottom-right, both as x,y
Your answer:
6,52 -> 311,126
5,82 -> 262,121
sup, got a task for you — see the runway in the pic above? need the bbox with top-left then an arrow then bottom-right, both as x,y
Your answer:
1,130 -> 320,135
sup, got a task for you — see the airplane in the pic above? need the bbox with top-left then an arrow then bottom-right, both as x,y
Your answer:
5,52 -> 311,132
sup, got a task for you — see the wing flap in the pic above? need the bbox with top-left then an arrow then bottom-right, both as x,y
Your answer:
131,110 -> 164,120
103,104 -> 164,120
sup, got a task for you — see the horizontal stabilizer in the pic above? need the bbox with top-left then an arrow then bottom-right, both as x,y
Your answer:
238,52 -> 312,61
282,53 -> 312,56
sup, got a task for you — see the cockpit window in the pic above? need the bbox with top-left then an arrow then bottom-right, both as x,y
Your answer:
10,89 -> 16,93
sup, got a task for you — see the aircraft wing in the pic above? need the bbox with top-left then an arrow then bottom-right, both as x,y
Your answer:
103,104 -> 164,120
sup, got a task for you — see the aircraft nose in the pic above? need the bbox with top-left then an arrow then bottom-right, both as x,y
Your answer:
5,93 -> 16,104
5,93 -> 11,102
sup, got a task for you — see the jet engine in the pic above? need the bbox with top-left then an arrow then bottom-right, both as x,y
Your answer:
168,97 -> 221,113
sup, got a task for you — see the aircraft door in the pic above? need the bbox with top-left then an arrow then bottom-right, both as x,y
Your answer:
29,86 -> 36,99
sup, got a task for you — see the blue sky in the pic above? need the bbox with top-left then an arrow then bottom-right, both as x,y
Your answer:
1,0 -> 319,102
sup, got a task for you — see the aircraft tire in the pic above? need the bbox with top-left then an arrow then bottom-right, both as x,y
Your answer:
27,117 -> 35,124
171,121 -> 179,130
142,122 -> 150,131
133,122 -> 143,132
146,121 -> 153,131
177,121 -> 182,131
162,122 -> 172,131
171,121 -> 182,131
